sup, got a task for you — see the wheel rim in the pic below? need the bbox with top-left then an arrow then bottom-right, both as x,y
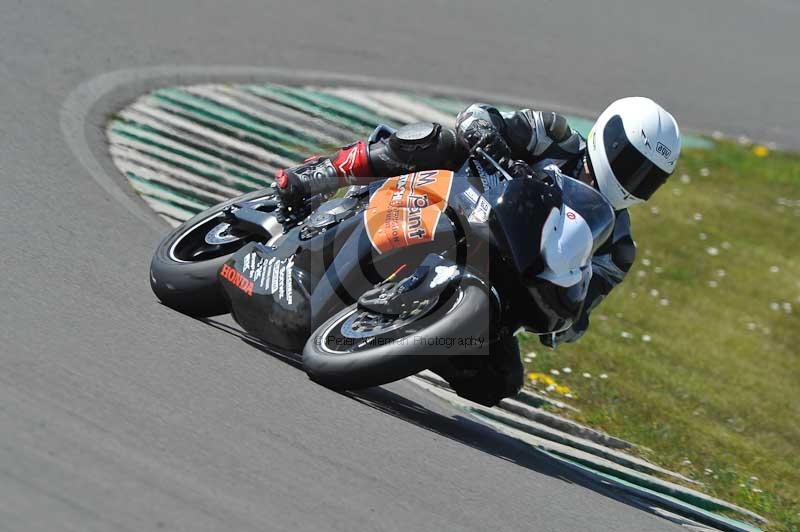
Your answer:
341,310 -> 420,338
168,194 -> 277,263
204,221 -> 249,245
319,288 -> 464,355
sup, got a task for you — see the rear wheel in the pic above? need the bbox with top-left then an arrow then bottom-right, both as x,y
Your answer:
303,284 -> 491,390
149,190 -> 280,317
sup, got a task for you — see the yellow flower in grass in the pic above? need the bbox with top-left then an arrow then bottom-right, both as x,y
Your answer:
527,372 -> 553,386
527,372 -> 572,396
753,145 -> 769,158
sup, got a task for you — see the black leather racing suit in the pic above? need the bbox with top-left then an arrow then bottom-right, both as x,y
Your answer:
362,104 -> 637,405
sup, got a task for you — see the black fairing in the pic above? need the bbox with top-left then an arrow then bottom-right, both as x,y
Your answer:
220,242 -> 313,351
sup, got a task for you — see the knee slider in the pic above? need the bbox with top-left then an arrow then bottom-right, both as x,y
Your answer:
369,122 -> 463,175
389,122 -> 440,152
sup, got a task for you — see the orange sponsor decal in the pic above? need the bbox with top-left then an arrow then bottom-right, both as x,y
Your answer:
364,169 -> 454,254
220,263 -> 254,296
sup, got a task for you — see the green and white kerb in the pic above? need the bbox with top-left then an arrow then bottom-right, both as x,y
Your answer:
107,83 -> 709,226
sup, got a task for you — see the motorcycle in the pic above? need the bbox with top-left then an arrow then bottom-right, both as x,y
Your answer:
150,143 -> 615,395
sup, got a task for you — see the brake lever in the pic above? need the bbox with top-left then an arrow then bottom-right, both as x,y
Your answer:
474,147 -> 515,181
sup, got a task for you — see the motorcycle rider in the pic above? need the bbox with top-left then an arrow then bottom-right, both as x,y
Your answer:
276,97 -> 681,406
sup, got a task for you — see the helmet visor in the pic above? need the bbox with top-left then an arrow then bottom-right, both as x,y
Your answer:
603,115 -> 670,201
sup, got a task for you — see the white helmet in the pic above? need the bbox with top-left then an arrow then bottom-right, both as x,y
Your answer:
587,97 -> 681,211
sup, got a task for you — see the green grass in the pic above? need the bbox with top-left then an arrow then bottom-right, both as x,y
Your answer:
518,140 -> 800,530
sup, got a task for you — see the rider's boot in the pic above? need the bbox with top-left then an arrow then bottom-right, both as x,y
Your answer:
275,141 -> 373,210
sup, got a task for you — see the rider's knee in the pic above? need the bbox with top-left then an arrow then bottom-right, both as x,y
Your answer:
368,122 -> 465,175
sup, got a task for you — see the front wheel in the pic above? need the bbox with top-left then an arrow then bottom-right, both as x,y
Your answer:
149,189 -> 280,317
303,284 -> 491,390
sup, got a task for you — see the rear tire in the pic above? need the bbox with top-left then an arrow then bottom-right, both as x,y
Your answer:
149,190 -> 278,317
303,285 -> 491,390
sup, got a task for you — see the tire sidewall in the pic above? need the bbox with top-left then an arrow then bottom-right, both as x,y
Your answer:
302,285 -> 491,390
149,189 -> 276,317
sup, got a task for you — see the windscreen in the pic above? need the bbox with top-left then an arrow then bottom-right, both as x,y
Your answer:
559,175 -> 615,253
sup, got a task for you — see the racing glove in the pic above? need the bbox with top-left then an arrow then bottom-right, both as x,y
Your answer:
457,118 -> 513,167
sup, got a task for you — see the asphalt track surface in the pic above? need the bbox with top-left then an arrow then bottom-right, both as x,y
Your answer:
2,1 -> 796,530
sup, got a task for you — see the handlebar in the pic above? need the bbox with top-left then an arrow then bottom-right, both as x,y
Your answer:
473,148 -> 518,182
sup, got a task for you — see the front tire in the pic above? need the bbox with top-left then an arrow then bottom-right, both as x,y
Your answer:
303,285 -> 491,390
149,189 -> 279,317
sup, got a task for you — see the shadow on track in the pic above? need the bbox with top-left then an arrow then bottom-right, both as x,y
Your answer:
198,316 -> 676,523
